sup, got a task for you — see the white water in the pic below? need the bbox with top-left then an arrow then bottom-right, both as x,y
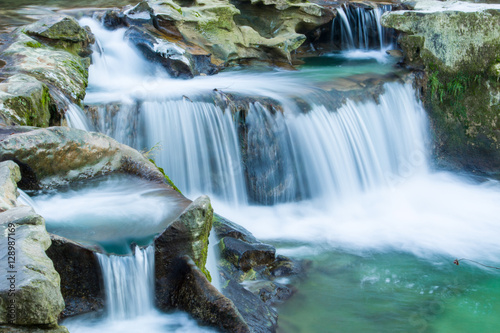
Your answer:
142,100 -> 247,204
206,231 -> 222,291
64,245 -> 216,333
51,90 -> 93,131
79,15 -> 500,263
334,4 -> 393,51
31,175 -> 188,254
73,14 -> 500,333
97,246 -> 155,320
16,188 -> 39,209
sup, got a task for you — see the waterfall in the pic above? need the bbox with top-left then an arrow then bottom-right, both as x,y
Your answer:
243,83 -> 429,203
96,245 -> 155,320
17,188 -> 39,210
333,4 -> 393,50
80,16 -> 426,206
141,100 -> 248,204
206,231 -> 222,291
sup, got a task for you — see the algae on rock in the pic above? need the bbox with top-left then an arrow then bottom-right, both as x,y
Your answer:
144,0 -> 333,65
0,74 -> 51,127
382,1 -> 500,174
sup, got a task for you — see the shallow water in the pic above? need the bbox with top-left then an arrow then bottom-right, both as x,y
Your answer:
45,12 -> 500,333
30,174 -> 189,254
212,171 -> 500,333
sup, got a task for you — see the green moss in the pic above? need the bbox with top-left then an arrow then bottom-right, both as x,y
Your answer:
196,6 -> 237,33
25,41 -> 42,48
424,65 -> 500,168
148,159 -> 182,193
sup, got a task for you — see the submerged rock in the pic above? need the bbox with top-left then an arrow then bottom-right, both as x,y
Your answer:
0,161 -> 66,331
213,214 -> 306,332
0,126 -> 166,189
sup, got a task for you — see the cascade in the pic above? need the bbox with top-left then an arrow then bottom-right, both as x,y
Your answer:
80,17 -> 425,205
333,4 -> 393,50
17,188 -> 39,209
51,91 -> 93,131
97,245 -> 155,320
141,100 -> 248,204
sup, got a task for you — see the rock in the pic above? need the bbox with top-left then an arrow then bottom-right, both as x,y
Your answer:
162,256 -> 250,333
0,126 -> 167,189
222,278 -> 278,333
23,15 -> 88,43
124,26 -> 196,78
0,160 -> 21,211
102,10 -> 128,30
269,255 -> 308,278
213,214 -> 308,332
148,0 -> 333,65
386,49 -> 403,58
45,234 -> 104,318
219,237 -> 276,272
381,1 -> 500,72
239,279 -> 294,305
0,203 -> 65,327
22,14 -> 93,57
155,195 -> 214,308
382,1 -> 500,175
0,74 -> 51,127
1,33 -> 89,104
212,214 -> 258,243
124,1 -> 155,24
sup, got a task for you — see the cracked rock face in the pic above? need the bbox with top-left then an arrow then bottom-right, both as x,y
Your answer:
0,161 -> 66,329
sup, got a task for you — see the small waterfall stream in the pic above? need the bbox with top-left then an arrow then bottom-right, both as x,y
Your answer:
333,4 -> 393,50
63,13 -> 500,333
97,246 -> 155,320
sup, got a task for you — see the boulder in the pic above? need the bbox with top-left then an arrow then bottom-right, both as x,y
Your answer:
45,234 -> 104,318
0,74 -> 51,128
0,161 -> 21,211
124,26 -> 217,78
382,1 -> 500,72
0,161 -> 66,330
162,256 -> 250,333
155,195 -> 214,302
22,14 -> 93,57
382,1 -> 500,175
147,0 -> 333,65
213,214 -> 305,333
219,237 -> 276,272
0,126 -> 166,189
0,33 -> 89,104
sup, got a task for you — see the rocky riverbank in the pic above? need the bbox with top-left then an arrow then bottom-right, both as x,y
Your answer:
382,0 -> 500,176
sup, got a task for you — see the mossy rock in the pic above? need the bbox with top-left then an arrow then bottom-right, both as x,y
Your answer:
0,74 -> 51,127
382,3 -> 500,174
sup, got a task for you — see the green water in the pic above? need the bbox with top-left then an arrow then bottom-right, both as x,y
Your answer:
276,249 -> 500,333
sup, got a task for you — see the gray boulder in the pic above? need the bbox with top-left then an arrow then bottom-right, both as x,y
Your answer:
0,161 -> 66,330
0,126 -> 166,189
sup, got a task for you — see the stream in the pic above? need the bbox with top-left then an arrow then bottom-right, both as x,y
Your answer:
8,2 -> 500,332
